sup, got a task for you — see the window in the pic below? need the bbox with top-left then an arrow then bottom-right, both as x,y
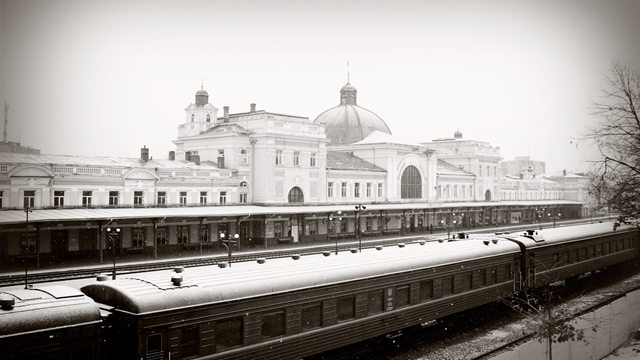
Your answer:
274,222 -> 284,238
420,280 -> 433,301
366,217 -> 373,231
310,153 -> 316,167
302,304 -> 322,331
307,220 -> 317,235
0,190 -> 3,208
156,227 -> 167,245
200,225 -> 209,242
366,183 -> 372,197
206,114 -> 210,122
219,191 -> 227,205
147,334 -> 162,356
288,187 -> 304,203
134,191 -> 143,206
368,291 -> 384,314
401,166 -> 421,199
293,151 -> 300,166
377,183 -> 383,198
454,185 -> 458,198
442,276 -> 454,297
340,220 -> 347,233
132,228 -> 145,248
275,150 -> 283,165
157,191 -> 166,205
180,325 -> 199,357
262,311 -> 285,339
191,113 -> 195,122
394,285 -> 410,308
23,190 -> 36,208
341,182 -> 347,197
462,186 -> 466,198
327,182 -> 334,198
54,191 -> 65,207
108,191 -> 118,206
217,149 -> 225,168
239,193 -> 248,203
479,269 -> 487,286
337,296 -> 355,321
180,192 -> 187,206
215,318 -> 243,351
354,183 -> 360,198
81,191 -> 92,208
177,226 -> 189,244
200,191 -> 207,205
241,149 -> 248,165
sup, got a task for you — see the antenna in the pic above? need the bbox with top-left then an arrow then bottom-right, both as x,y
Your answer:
3,100 -> 8,143
201,77 -> 204,90
346,61 -> 350,84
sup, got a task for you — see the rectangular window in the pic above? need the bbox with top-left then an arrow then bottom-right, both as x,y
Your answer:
274,221 -> 284,238
239,193 -> 248,204
133,191 -> 143,206
275,150 -> 283,165
337,296 -> 355,321
454,185 -> 458,198
219,191 -> 227,205
131,228 -> 145,248
394,285 -> 410,308
420,280 -> 433,301
293,151 -> 300,166
354,183 -> 360,198
368,291 -> 384,314
308,220 -> 317,235
366,217 -> 372,231
147,334 -> 162,356
179,192 -> 187,206
327,182 -> 334,198
179,325 -> 199,358
442,276 -> 454,297
491,266 -> 498,284
0,190 -> 3,208
340,220 -> 347,233
54,190 -> 65,207
262,311 -> 285,339
215,317 -> 243,351
108,191 -> 118,206
366,183 -> 372,197
177,225 -> 189,244
200,191 -> 207,205
341,182 -> 347,197
156,227 -> 167,245
24,190 -> 36,208
310,153 -> 316,167
81,191 -> 92,208
157,191 -> 166,205
479,268 -> 487,286
377,183 -> 383,198
302,304 -> 322,331
217,149 -> 225,168
200,225 -> 209,242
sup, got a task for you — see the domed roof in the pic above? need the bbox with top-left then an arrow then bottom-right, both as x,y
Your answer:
454,128 -> 463,139
196,89 -> 208,96
313,82 -> 391,145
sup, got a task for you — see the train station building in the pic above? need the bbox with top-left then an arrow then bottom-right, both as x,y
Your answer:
0,82 -> 585,267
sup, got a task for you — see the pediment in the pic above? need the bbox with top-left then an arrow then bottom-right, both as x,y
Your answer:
8,164 -> 55,178
122,168 -> 160,180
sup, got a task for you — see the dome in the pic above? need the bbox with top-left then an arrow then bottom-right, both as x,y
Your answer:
195,89 -> 208,96
313,83 -> 391,145
195,88 -> 209,106
454,128 -> 463,139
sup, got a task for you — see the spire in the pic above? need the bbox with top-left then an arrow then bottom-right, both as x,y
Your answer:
201,77 -> 204,91
340,62 -> 357,105
3,100 -> 8,143
347,60 -> 350,84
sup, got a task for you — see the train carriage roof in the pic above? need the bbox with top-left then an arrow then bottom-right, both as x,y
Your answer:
82,239 -> 521,314
502,222 -> 634,248
0,285 -> 101,336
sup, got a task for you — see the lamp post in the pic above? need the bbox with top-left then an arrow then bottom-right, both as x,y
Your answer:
106,227 -> 120,280
23,206 -> 33,289
329,210 -> 342,255
221,233 -> 239,267
355,204 -> 366,252
548,212 -> 561,228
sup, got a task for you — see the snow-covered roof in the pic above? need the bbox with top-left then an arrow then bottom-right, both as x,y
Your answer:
351,130 -> 424,147
326,151 -> 386,172
437,159 -> 475,177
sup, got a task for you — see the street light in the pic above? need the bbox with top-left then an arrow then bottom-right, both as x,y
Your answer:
329,210 -> 342,255
220,232 -> 239,267
106,227 -> 121,280
355,205 -> 366,252
23,206 -> 33,289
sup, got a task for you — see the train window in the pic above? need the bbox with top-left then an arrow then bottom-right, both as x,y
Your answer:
505,264 -> 512,280
552,253 -> 559,265
147,333 -> 162,355
262,311 -> 286,339
442,276 -> 454,297
460,273 -> 472,292
337,296 -> 355,321
394,286 -> 410,308
215,317 -> 243,351
579,248 -> 587,261
302,304 -> 322,331
479,269 -> 487,286
588,246 -> 595,259
180,325 -> 199,357
596,244 -> 603,256
490,267 -> 498,285
420,280 -> 433,301
368,291 -> 384,314
604,243 -> 610,255
572,249 -> 578,262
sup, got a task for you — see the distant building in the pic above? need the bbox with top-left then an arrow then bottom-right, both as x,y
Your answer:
0,141 -> 40,154
501,156 -> 545,177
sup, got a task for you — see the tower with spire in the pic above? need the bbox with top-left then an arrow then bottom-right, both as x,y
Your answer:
177,83 -> 219,138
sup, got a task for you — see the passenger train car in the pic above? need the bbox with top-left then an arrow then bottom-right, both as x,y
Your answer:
77,222 -> 638,360
0,285 -> 102,359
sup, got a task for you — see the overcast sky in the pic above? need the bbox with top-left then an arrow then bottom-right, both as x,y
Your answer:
1,0 -> 639,174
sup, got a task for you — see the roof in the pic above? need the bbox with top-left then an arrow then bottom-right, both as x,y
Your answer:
314,103 -> 391,145
351,130 -> 424,147
0,152 -> 219,171
0,285 -> 101,335
437,159 -> 475,177
504,222 -> 631,248
81,238 -> 521,314
326,151 -> 386,172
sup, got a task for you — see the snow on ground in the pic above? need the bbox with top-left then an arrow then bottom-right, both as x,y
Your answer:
602,338 -> 640,360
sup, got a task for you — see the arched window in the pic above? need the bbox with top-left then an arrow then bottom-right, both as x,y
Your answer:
206,114 -> 211,122
191,114 -> 195,122
400,165 -> 421,199
288,187 -> 304,203
240,149 -> 248,165
484,189 -> 492,201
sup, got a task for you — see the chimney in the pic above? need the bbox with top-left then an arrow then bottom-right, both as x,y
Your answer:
185,151 -> 191,161
168,151 -> 175,161
250,103 -> 256,113
563,169 -> 567,176
141,146 -> 149,162
191,153 -> 200,165
223,106 -> 229,123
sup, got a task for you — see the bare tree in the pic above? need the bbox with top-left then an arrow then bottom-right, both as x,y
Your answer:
588,61 -> 640,224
